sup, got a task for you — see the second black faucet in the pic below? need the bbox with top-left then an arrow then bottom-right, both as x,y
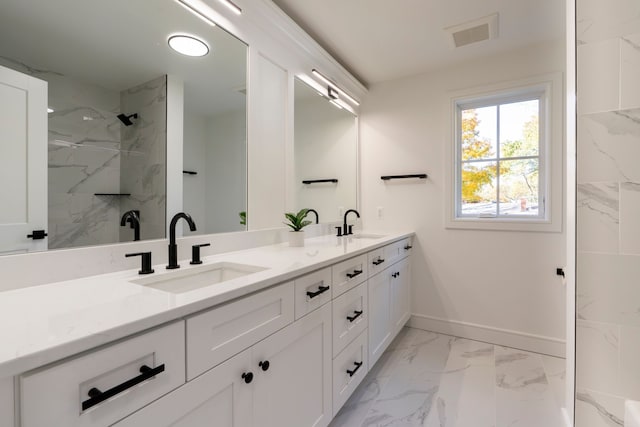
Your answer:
167,212 -> 197,269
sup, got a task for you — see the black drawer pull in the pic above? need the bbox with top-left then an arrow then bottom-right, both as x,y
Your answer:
392,272 -> 401,278
307,285 -> 330,299
372,258 -> 385,266
347,310 -> 363,322
81,364 -> 165,411
259,360 -> 270,371
242,372 -> 254,384
346,361 -> 363,377
404,245 -> 413,250
346,269 -> 363,279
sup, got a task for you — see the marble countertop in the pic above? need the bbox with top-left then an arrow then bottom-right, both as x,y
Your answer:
0,231 -> 413,378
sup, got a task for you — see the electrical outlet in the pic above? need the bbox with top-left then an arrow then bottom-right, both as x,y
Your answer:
338,206 -> 344,217
377,206 -> 383,219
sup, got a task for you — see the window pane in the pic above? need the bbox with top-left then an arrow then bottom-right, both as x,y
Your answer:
499,100 -> 539,158
460,161 -> 497,216
498,158 -> 539,216
461,106 -> 496,161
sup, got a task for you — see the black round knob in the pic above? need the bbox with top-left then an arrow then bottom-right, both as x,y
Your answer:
259,360 -> 270,371
242,372 -> 253,384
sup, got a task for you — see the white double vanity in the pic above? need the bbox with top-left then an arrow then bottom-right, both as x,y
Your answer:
0,232 -> 413,426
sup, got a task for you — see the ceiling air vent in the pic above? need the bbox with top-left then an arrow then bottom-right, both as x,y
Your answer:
445,13 -> 499,48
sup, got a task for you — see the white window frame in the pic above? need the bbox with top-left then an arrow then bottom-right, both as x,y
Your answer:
445,73 -> 563,232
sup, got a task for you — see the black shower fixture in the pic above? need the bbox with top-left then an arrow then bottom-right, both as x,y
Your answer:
117,113 -> 138,126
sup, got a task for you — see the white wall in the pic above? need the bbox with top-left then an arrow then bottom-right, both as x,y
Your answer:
183,114 -> 208,230
360,40 -> 567,356
205,109 -> 247,233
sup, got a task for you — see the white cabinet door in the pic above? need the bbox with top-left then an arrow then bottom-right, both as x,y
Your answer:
368,270 -> 392,368
0,65 -> 47,254
0,377 -> 13,427
113,349 -> 252,427
390,257 -> 411,336
252,303 -> 332,427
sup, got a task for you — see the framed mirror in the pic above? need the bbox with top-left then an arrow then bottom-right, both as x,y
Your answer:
0,0 -> 247,254
293,77 -> 358,223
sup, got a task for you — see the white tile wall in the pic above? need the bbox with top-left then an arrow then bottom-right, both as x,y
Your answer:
577,39 -> 620,114
576,320 -> 620,395
621,33 -> 640,109
577,183 -> 619,253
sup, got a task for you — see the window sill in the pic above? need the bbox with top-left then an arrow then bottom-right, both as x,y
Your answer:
445,217 -> 561,233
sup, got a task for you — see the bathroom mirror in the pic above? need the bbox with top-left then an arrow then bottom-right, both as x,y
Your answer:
0,0 -> 247,254
293,78 -> 358,223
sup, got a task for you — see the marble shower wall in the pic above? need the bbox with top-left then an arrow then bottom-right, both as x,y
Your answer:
576,1 -> 640,425
119,75 -> 167,242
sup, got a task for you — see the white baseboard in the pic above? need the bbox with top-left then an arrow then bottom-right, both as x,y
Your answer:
408,314 -> 566,358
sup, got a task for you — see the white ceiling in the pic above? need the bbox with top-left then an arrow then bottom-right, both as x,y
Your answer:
271,0 -> 565,86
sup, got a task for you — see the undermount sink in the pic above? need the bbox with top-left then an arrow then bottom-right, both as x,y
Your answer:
349,233 -> 386,240
130,262 -> 267,294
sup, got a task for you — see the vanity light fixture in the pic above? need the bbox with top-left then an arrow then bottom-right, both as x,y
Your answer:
329,100 -> 343,110
218,0 -> 242,15
47,108 -> 54,113
311,69 -> 360,106
168,35 -> 210,57
175,0 -> 217,26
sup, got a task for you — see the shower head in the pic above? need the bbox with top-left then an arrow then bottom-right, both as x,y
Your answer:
117,113 -> 138,126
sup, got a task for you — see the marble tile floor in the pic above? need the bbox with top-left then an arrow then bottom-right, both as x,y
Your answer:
330,327 -> 566,427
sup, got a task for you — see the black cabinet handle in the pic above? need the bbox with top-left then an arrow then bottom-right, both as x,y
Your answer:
372,258 -> 385,266
347,310 -> 363,323
404,245 -> 413,250
307,285 -> 330,299
346,361 -> 363,377
259,360 -> 270,371
242,372 -> 254,384
346,269 -> 363,279
27,230 -> 47,240
81,364 -> 165,411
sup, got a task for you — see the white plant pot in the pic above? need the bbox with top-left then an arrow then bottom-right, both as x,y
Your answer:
288,231 -> 305,247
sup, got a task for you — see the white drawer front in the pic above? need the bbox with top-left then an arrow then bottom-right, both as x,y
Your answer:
367,247 -> 387,277
332,254 -> 368,298
332,282 -> 367,357
333,330 -> 368,415
383,237 -> 413,267
187,282 -> 294,380
20,321 -> 185,427
294,267 -> 332,320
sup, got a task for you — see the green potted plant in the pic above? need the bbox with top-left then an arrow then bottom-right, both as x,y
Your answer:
284,208 -> 311,247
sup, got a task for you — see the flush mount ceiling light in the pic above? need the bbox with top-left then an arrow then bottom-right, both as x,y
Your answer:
47,107 -> 54,113
311,69 -> 360,106
175,0 -> 217,26
168,35 -> 209,57
218,0 -> 242,15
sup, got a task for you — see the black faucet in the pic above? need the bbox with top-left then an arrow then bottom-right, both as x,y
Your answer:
343,209 -> 360,235
306,209 -> 319,224
120,210 -> 141,241
167,212 -> 197,269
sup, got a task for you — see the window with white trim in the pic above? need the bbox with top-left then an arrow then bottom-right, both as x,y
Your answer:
454,88 -> 547,220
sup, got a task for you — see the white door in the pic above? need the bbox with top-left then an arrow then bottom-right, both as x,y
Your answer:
390,258 -> 411,336
252,303 -> 332,427
0,65 -> 47,254
112,348 -> 253,427
368,270 -> 392,367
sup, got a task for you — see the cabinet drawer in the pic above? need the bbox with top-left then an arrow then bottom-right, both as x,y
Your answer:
384,237 -> 413,267
367,247 -> 387,277
187,282 -> 294,380
20,321 -> 185,427
294,267 -> 332,320
332,282 -> 367,357
333,329 -> 368,415
332,254 -> 368,298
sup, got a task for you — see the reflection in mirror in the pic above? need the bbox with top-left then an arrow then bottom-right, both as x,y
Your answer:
294,78 -> 357,223
182,33 -> 247,235
0,0 -> 247,254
